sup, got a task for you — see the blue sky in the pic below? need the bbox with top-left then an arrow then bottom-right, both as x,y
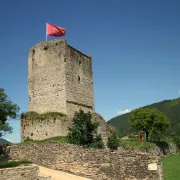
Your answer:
0,0 -> 179,143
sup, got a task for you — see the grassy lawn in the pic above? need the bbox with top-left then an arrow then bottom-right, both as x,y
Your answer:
0,160 -> 32,169
18,136 -> 68,145
162,154 -> 180,180
121,140 -> 155,151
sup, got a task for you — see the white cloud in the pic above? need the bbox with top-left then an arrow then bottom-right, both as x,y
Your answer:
4,138 -> 12,142
117,109 -> 131,115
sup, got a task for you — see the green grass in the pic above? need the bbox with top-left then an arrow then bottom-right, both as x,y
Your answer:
121,140 -> 155,151
21,111 -> 66,120
162,154 -> 180,180
18,136 -> 68,145
0,160 -> 32,169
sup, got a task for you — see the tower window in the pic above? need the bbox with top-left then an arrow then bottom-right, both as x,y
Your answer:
79,61 -> 81,65
78,76 -> 80,83
32,49 -> 35,55
43,45 -> 49,50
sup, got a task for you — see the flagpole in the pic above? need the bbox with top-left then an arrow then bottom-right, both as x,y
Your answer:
46,23 -> 47,41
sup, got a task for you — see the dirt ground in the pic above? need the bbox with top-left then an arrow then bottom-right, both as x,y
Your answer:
39,166 -> 92,180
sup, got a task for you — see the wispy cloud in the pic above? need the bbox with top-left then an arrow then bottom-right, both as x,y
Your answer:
117,109 -> 131,115
3,137 -> 18,143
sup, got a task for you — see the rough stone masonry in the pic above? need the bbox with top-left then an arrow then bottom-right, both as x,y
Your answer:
28,39 -> 94,117
4,142 -> 163,180
22,39 -> 113,142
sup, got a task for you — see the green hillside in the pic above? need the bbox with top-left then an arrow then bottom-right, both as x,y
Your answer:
107,98 -> 180,136
0,138 -> 12,145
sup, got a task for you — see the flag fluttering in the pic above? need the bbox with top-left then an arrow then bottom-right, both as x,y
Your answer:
46,23 -> 66,37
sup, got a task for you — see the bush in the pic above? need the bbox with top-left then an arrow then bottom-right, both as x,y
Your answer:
107,132 -> 120,150
172,135 -> 180,151
68,109 -> 98,146
68,109 -> 104,149
90,134 -> 104,149
0,160 -> 32,169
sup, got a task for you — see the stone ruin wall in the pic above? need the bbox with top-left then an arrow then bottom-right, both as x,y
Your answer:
4,142 -> 163,180
21,116 -> 72,141
24,39 -> 112,145
28,40 -> 94,117
21,113 -> 113,144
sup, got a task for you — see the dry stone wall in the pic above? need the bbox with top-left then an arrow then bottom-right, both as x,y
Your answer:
0,164 -> 50,180
5,142 -> 163,180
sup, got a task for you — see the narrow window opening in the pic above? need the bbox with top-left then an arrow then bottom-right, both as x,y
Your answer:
79,61 -> 81,65
43,45 -> 49,50
78,76 -> 80,83
32,49 -> 35,55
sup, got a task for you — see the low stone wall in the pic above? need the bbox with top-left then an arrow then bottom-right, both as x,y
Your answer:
0,164 -> 50,180
5,142 -> 163,180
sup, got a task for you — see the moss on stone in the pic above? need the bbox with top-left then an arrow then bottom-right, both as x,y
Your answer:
21,111 -> 66,120
18,136 -> 68,145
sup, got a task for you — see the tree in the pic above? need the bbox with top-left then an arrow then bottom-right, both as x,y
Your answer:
68,109 -> 104,147
107,132 -> 120,150
0,88 -> 20,137
129,108 -> 170,142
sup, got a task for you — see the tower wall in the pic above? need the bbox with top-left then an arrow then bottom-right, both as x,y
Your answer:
28,40 -> 67,114
65,45 -> 94,116
28,40 -> 94,116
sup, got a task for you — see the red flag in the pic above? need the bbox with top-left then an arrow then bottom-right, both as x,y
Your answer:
46,23 -> 66,37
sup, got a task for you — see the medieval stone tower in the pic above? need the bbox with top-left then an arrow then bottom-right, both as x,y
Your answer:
28,39 -> 94,116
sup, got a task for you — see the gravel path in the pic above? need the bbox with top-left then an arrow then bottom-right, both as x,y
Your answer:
39,166 -> 92,180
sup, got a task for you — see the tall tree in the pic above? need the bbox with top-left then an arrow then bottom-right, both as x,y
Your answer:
0,88 -> 20,137
129,108 -> 170,142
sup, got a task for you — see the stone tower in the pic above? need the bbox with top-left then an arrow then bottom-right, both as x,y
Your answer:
28,39 -> 94,116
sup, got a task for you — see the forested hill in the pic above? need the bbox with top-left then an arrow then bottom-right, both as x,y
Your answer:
107,98 -> 180,136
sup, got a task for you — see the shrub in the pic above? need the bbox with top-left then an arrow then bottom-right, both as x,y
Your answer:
68,109 -> 104,149
0,160 -> 32,169
90,134 -> 104,149
107,132 -> 120,150
172,135 -> 180,151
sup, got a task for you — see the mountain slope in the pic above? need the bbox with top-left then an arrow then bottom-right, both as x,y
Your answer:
0,138 -> 12,145
107,98 -> 180,136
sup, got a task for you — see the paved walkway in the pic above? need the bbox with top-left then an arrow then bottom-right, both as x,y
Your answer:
39,166 -> 92,180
